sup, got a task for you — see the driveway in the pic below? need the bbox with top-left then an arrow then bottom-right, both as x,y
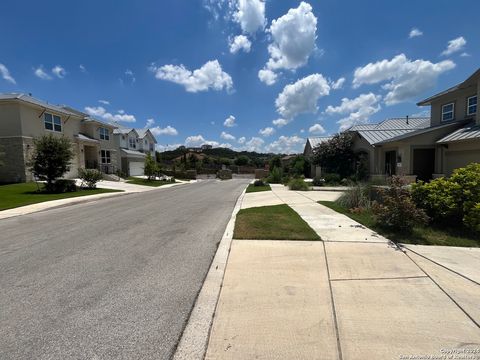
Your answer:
0,179 -> 249,360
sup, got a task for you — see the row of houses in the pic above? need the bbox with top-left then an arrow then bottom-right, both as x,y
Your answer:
305,68 -> 480,181
0,93 -> 157,183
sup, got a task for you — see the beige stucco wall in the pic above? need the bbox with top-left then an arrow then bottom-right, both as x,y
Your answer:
444,140 -> 480,175
0,102 -> 21,136
430,84 -> 478,126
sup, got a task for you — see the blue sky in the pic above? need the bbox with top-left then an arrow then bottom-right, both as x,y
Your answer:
0,0 -> 478,153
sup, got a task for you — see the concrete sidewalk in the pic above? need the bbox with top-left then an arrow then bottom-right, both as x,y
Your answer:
206,184 -> 480,359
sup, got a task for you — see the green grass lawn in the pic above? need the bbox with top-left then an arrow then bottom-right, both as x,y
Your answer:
319,201 -> 480,248
245,184 -> 271,193
234,204 -> 320,240
0,183 -> 122,211
126,178 -> 177,187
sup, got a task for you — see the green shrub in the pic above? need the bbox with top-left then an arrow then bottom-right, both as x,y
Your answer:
267,167 -> 283,184
78,168 -> 103,189
323,173 -> 341,185
254,179 -> 266,186
50,179 -> 77,193
412,163 -> 480,232
336,184 -> 371,210
373,176 -> 428,233
288,178 -> 310,191
312,177 -> 325,186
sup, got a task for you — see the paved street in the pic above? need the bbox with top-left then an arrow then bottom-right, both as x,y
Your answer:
0,179 -> 249,360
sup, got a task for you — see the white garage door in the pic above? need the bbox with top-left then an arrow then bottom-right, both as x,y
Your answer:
129,161 -> 144,176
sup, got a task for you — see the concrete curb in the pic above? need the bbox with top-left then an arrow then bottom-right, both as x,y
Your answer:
173,187 -> 246,360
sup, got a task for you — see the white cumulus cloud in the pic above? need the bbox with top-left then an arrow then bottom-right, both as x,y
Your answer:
150,125 -> 178,136
325,93 -> 382,131
441,36 -> 467,56
308,123 -> 325,134
352,54 -> 455,105
185,135 -> 207,147
259,127 -> 275,137
221,131 -> 236,140
233,0 -> 266,34
223,115 -> 237,127
52,65 -> 66,78
409,28 -> 423,38
0,63 -> 16,84
244,137 -> 264,152
265,135 -> 304,154
98,99 -> 110,105
237,136 -> 246,144
229,35 -> 252,54
330,77 -> 345,90
150,60 -> 233,93
272,118 -> 290,128
156,143 -> 183,152
258,2 -> 317,82
258,68 -> 277,85
34,66 -> 52,80
84,106 -> 136,123
275,73 -> 330,119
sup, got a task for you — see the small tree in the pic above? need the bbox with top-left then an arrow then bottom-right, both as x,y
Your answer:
269,156 -> 282,170
144,153 -> 158,180
313,132 -> 356,178
234,155 -> 250,166
28,134 -> 74,192
78,168 -> 103,189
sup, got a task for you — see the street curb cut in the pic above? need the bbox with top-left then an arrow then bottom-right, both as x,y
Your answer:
173,187 -> 246,360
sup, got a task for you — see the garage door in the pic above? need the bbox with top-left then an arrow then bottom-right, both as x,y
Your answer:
129,161 -> 144,176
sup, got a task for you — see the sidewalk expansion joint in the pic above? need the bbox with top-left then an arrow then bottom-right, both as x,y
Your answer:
402,248 -> 480,329
322,241 -> 343,360
401,246 -> 480,286
330,275 -> 429,282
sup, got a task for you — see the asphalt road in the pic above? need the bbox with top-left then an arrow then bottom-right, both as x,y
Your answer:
0,179 -> 249,360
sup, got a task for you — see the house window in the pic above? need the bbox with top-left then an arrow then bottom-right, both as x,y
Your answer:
467,95 -> 477,116
99,127 -> 110,140
44,113 -> 62,132
441,103 -> 455,122
101,150 -> 111,164
149,144 -> 154,152
129,137 -> 136,149
144,139 -> 147,145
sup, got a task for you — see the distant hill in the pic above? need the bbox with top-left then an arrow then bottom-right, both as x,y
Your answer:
157,146 -> 283,162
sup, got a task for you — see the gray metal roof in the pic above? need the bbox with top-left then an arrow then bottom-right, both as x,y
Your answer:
351,117 -> 431,145
357,129 -> 417,145
308,136 -> 333,148
437,122 -> 480,143
0,93 -> 79,117
375,120 -> 467,144
75,133 -> 99,143
113,128 -> 135,135
121,149 -> 146,157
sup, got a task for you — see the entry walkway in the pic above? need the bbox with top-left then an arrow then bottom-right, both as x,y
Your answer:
206,184 -> 480,360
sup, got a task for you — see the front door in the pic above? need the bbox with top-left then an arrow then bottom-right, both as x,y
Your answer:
385,150 -> 396,176
413,148 -> 435,181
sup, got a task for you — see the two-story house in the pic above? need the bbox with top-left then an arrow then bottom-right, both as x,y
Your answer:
374,68 -> 479,180
304,68 -> 479,181
0,93 -> 117,183
112,128 -> 157,176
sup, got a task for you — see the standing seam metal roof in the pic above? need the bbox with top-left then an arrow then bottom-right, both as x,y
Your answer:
436,122 -> 480,143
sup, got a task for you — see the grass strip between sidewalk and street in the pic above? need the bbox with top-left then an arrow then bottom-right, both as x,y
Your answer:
234,204 -> 320,240
126,178 -> 177,187
319,200 -> 480,248
245,184 -> 271,193
0,183 -> 122,211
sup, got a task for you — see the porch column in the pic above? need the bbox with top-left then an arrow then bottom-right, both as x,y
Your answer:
477,80 -> 480,125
